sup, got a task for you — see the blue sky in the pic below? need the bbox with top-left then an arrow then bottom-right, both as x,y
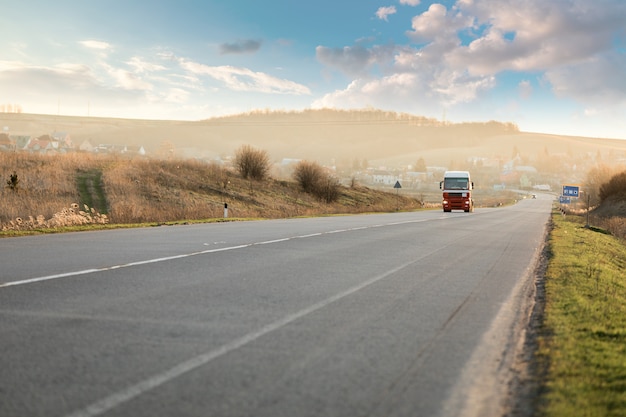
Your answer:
1,0 -> 625,139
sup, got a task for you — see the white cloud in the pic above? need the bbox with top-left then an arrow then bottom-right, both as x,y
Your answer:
163,87 -> 190,104
450,0 -> 625,73
127,57 -> 166,73
399,0 -> 420,5
407,4 -> 470,44
105,66 -> 153,91
376,6 -> 397,21
315,0 -> 626,118
179,60 -> 311,95
0,60 -> 145,117
545,52 -> 626,105
79,40 -> 112,50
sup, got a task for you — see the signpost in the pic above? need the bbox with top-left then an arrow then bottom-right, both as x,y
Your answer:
394,181 -> 402,211
562,185 -> 580,198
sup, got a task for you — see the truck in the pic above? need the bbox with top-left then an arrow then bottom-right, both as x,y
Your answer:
440,171 -> 474,212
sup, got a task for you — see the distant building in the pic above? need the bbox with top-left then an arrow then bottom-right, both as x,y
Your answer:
0,133 -> 14,151
124,145 -> 147,156
369,170 -> 400,186
79,139 -> 95,152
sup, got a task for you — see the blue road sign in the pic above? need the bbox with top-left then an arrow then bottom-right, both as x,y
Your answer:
559,196 -> 571,204
562,185 -> 579,197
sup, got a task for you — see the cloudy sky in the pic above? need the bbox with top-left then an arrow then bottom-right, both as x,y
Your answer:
1,0 -> 625,139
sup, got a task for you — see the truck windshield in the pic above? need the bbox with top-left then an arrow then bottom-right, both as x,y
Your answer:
444,178 -> 469,190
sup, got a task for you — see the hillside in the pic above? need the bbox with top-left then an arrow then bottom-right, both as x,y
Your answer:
0,152 -> 433,230
3,110 -> 626,170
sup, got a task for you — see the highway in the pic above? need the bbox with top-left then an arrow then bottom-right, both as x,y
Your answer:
0,196 -> 552,417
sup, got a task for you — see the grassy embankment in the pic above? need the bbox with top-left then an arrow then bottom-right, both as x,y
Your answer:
0,152 -> 428,235
537,210 -> 626,416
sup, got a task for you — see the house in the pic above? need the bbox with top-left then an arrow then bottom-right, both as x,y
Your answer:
11,135 -> 31,150
79,139 -> 95,152
368,170 -> 401,186
26,135 -> 58,154
0,133 -> 14,151
123,145 -> 147,156
51,131 -> 73,149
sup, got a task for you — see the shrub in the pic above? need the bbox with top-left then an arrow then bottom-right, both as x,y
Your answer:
599,170 -> 626,203
293,160 -> 340,203
293,161 -> 324,193
585,165 -> 621,206
234,145 -> 271,181
6,171 -> 19,192
316,176 -> 340,203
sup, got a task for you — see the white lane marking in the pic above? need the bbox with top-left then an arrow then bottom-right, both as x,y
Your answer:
0,245 -> 250,288
295,233 -> 322,238
254,238 -> 291,245
0,217 -> 436,288
0,269 -> 102,287
63,259 -> 416,417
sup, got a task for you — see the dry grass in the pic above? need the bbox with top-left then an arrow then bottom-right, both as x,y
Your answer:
1,152 -> 425,231
1,152 -> 97,223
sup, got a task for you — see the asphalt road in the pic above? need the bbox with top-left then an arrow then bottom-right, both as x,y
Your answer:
0,196 -> 553,417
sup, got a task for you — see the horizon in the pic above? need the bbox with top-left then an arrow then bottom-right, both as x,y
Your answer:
2,1 -> 625,140
3,108 -> 624,144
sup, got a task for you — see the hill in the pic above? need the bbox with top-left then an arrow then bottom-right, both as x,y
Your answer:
3,110 -> 626,170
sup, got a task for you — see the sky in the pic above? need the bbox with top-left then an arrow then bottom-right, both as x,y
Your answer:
1,0 -> 625,139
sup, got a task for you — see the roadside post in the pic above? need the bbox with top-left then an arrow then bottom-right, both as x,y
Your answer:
394,180 -> 402,211
224,203 -> 228,218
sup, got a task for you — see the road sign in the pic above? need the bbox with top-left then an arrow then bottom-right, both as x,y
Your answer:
559,196 -> 571,204
394,181 -> 402,189
562,185 -> 579,198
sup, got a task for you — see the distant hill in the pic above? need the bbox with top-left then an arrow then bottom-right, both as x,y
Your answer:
2,109 -> 625,168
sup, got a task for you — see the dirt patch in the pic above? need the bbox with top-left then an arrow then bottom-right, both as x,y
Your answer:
503,221 -> 552,417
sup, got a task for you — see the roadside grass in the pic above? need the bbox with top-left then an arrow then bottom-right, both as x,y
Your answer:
537,209 -> 626,416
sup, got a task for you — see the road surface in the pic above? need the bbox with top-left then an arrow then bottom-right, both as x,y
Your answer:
0,196 -> 552,417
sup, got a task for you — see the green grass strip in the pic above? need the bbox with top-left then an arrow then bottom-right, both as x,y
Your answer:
76,169 -> 108,214
538,210 -> 626,416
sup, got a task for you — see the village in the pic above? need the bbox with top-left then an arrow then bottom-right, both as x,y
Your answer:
0,130 -> 146,156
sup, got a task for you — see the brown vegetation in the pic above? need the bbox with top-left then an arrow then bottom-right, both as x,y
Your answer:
292,160 -> 340,203
233,145 -> 271,181
1,152 -> 424,231
560,167 -> 626,239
